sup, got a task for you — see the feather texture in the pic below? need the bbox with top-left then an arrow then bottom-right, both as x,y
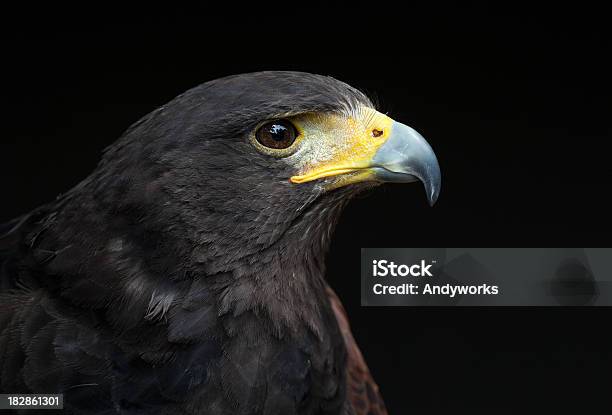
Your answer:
0,71 -> 385,414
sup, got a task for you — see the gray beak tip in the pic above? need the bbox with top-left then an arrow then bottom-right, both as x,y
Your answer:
426,182 -> 441,206
423,166 -> 441,206
372,121 -> 441,207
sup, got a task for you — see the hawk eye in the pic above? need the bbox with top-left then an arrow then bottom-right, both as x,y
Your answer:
255,120 -> 298,149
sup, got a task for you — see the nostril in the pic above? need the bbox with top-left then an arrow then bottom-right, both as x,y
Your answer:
371,129 -> 384,138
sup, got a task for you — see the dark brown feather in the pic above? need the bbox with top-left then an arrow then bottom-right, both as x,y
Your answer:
326,286 -> 388,415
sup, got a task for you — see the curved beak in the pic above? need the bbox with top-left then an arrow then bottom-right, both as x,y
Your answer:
371,121 -> 441,205
289,111 -> 441,206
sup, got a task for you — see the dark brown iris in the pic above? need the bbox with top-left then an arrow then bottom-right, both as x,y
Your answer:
255,120 -> 298,149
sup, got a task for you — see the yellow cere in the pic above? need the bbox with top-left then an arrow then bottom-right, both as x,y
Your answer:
289,108 -> 394,186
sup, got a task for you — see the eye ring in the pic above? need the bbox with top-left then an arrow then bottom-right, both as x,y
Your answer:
254,119 -> 299,150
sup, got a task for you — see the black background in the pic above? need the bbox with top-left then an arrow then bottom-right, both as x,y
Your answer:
2,4 -> 611,412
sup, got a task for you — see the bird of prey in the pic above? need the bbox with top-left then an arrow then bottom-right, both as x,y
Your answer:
0,71 -> 440,414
